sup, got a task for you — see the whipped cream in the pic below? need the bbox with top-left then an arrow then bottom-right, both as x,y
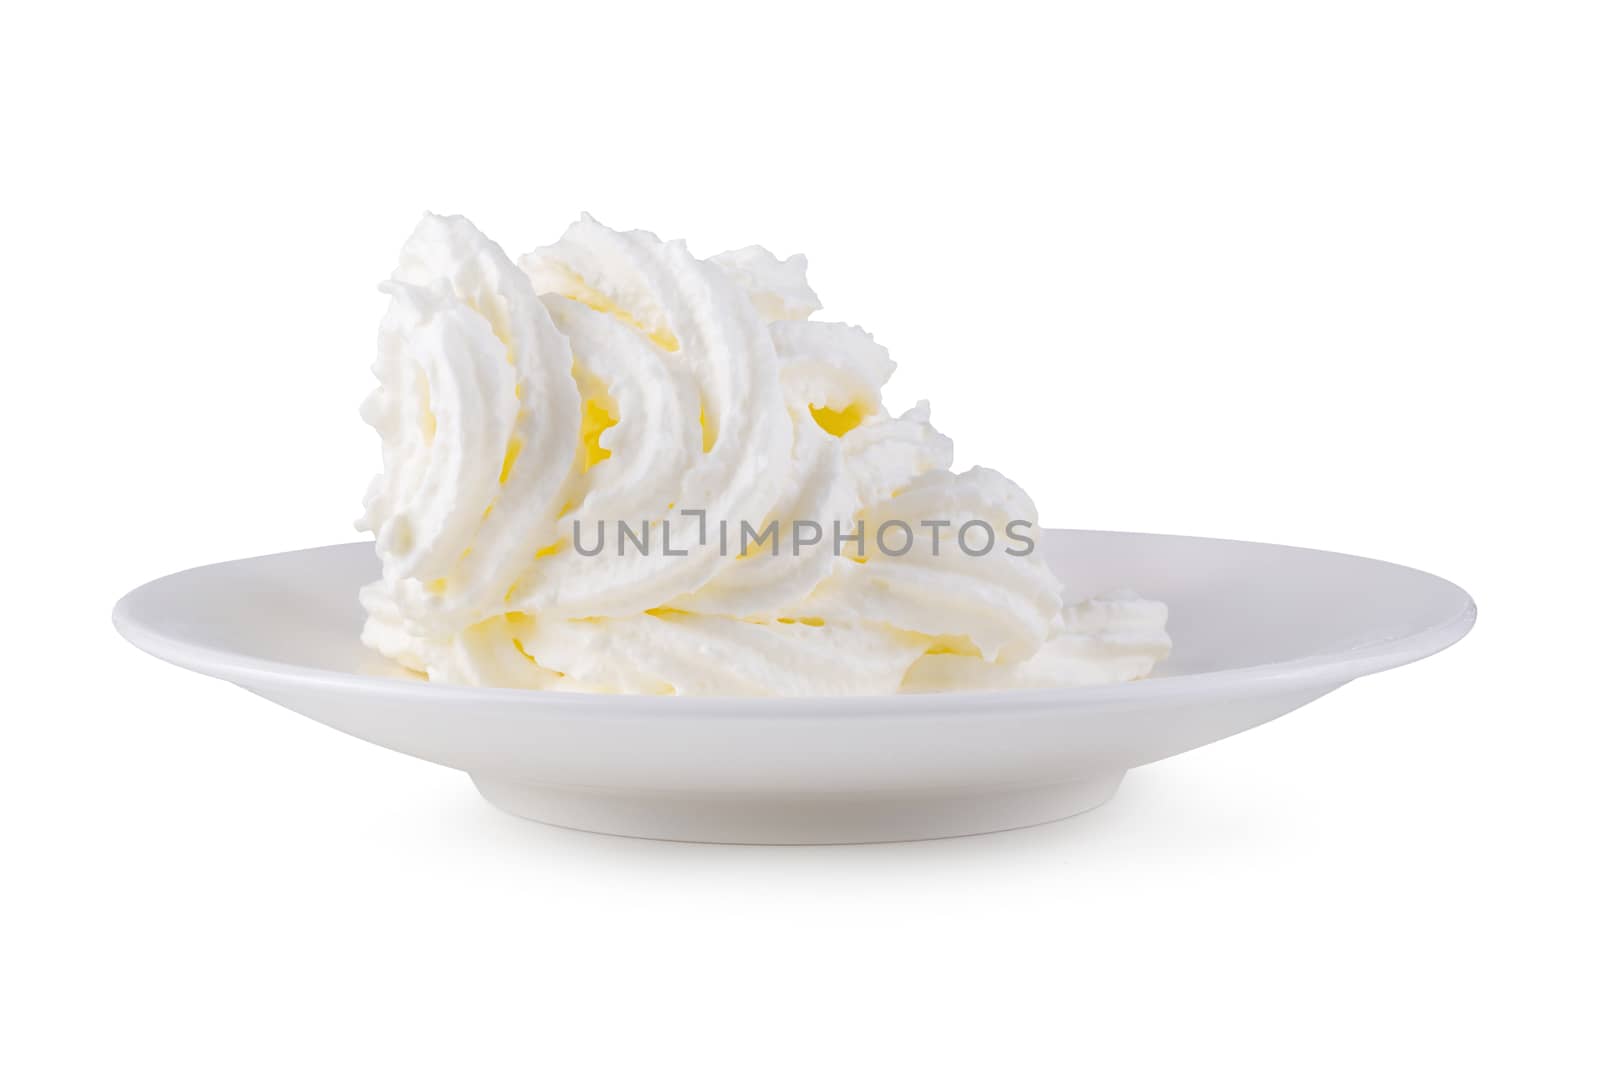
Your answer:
357,213 -> 1170,695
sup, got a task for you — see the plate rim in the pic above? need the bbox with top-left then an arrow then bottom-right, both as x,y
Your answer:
111,531 -> 1477,720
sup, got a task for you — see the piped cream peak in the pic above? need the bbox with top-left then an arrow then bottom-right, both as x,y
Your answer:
357,212 -> 1170,695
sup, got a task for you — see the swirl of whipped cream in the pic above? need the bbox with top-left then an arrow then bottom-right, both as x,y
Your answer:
358,213 -> 1170,695
510,217 -> 795,618
357,214 -> 580,639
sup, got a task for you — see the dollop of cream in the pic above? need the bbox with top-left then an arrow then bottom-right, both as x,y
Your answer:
358,213 -> 1170,694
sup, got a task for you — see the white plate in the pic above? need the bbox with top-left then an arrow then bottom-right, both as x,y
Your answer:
112,531 -> 1474,844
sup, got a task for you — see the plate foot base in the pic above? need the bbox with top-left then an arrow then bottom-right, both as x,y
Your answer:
470,773 -> 1125,844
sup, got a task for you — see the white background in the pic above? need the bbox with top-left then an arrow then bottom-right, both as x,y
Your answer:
5,1 -> 1596,1063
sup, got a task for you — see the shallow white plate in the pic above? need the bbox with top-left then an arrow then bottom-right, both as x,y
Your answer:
113,531 -> 1474,843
